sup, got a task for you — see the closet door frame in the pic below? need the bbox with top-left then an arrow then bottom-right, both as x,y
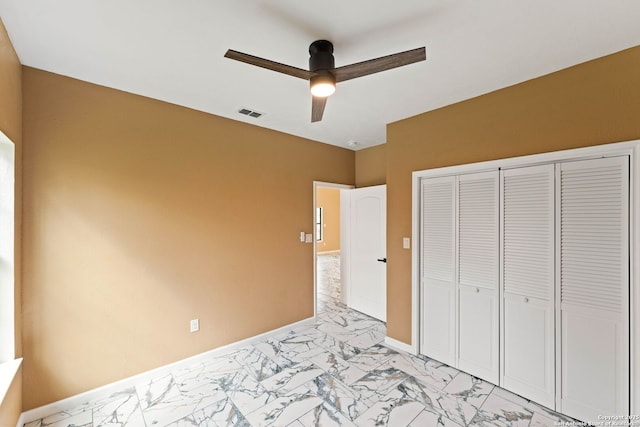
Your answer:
411,139 -> 640,417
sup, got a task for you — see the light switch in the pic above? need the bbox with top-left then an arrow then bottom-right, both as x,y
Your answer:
305,233 -> 313,243
300,232 -> 306,242
403,237 -> 411,249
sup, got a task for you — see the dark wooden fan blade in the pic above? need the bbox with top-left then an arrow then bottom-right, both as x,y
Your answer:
311,96 -> 327,122
333,47 -> 426,83
225,50 -> 312,80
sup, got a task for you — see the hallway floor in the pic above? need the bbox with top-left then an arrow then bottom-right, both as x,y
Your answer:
25,254 -> 579,426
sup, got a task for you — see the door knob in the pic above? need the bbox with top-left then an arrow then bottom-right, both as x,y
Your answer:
377,258 -> 387,263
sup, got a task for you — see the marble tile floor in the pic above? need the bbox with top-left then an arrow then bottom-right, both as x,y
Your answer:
25,255 -> 581,426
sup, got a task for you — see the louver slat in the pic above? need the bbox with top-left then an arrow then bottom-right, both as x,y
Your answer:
422,177 -> 455,282
560,158 -> 629,313
503,165 -> 554,300
458,173 -> 498,289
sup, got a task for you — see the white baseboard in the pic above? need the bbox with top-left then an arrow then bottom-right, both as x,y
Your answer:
384,336 -> 417,355
19,317 -> 315,425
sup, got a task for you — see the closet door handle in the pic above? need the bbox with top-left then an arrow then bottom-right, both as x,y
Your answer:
377,258 -> 387,263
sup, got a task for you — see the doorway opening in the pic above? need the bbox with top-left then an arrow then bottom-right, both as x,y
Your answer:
313,182 -> 352,317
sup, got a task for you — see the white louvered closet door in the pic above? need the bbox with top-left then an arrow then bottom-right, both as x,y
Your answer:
501,164 -> 555,408
420,176 -> 456,366
457,171 -> 499,384
557,156 -> 629,423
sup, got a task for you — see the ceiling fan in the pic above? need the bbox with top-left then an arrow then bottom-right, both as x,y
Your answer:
224,40 -> 426,122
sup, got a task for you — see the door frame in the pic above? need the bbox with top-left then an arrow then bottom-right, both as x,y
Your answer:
411,139 -> 640,414
313,181 -> 354,318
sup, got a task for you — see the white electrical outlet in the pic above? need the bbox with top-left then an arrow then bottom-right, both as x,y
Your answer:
190,319 -> 199,333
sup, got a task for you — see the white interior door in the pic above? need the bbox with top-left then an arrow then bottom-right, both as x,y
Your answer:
343,185 -> 387,321
420,176 -> 456,366
501,164 -> 555,408
557,156 -> 629,423
457,171 -> 499,384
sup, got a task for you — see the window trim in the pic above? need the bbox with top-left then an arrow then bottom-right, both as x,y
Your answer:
0,130 -> 15,364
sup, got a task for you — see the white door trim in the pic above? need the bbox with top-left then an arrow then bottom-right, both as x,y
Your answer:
632,144 -> 640,415
313,181 -> 354,319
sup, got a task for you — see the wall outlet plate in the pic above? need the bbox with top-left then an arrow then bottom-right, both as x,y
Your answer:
190,319 -> 199,333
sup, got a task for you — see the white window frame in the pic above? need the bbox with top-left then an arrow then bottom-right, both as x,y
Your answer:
0,130 -> 15,363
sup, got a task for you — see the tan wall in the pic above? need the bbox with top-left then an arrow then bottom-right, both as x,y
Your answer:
316,187 -> 340,253
355,144 -> 386,187
386,45 -> 640,344
21,67 -> 355,409
0,17 -> 22,427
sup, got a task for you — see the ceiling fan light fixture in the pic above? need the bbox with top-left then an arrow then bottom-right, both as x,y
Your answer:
224,41 -> 426,122
310,73 -> 336,97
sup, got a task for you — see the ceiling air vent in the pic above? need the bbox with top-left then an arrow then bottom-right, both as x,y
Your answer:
238,108 -> 263,118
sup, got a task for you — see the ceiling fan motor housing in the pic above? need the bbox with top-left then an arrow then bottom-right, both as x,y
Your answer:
309,40 -> 335,72
309,40 -> 337,96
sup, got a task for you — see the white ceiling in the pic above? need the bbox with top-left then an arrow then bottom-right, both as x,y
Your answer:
2,1 -> 640,150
